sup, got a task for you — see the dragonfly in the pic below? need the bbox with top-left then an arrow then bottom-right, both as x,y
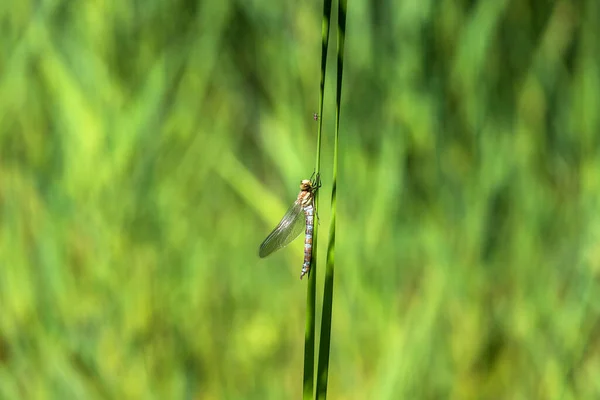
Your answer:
259,174 -> 321,279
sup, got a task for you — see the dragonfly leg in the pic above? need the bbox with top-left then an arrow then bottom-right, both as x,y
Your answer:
312,172 -> 321,189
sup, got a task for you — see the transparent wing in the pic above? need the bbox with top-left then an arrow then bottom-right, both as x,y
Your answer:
259,200 -> 306,258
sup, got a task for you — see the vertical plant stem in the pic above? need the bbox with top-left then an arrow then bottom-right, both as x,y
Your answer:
303,0 -> 333,399
316,0 -> 346,398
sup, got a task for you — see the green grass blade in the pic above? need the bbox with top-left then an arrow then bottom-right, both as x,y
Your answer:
303,0 -> 334,399
316,0 -> 346,398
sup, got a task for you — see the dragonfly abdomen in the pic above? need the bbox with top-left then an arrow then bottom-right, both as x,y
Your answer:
300,203 -> 315,279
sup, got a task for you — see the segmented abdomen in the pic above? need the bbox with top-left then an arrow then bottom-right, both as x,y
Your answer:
300,203 -> 314,279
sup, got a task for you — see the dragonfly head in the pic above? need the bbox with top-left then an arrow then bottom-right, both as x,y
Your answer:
300,180 -> 312,191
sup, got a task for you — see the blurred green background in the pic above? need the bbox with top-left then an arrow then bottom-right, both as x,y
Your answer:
1,0 -> 600,398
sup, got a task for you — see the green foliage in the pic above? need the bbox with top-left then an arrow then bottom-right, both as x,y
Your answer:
1,0 -> 599,399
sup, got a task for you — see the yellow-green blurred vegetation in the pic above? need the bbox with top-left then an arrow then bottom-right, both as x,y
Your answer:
1,0 -> 600,398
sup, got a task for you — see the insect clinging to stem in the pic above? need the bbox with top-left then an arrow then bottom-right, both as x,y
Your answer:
258,173 -> 321,279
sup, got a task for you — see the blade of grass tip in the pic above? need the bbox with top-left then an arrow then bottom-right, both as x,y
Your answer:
316,0 -> 346,398
304,0 -> 334,399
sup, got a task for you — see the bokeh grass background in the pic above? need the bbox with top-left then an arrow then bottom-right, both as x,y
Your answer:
1,0 -> 600,399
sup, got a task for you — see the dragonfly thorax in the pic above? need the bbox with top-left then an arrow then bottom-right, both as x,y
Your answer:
296,190 -> 312,206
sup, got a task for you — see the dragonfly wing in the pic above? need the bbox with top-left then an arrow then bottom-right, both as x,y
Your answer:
259,201 -> 306,258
